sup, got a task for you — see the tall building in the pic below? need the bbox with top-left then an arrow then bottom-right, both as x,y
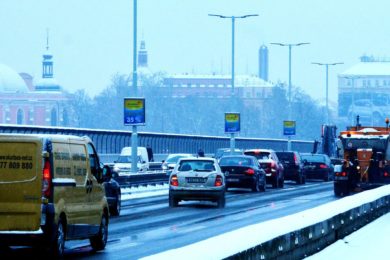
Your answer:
259,45 -> 269,81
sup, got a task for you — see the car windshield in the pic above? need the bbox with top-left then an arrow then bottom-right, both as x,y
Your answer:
117,155 -> 142,163
219,157 -> 252,166
166,155 -> 190,163
116,156 -> 131,163
301,154 -> 326,163
178,160 -> 215,172
275,152 -> 294,161
244,151 -> 270,160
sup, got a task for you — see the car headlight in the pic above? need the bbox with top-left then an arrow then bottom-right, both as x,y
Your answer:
113,166 -> 120,172
162,164 -> 168,170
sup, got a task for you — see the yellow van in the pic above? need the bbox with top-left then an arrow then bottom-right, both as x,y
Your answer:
0,134 -> 110,257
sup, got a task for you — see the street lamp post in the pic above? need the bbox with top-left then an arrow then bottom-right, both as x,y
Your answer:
209,13 -> 257,155
270,42 -> 309,151
131,0 -> 138,173
312,62 -> 343,124
209,14 -> 258,96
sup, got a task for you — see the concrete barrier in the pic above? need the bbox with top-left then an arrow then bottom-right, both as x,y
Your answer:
227,195 -> 389,259
142,185 -> 390,260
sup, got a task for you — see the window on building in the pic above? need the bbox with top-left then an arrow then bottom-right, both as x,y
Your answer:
384,80 -> 387,86
367,80 -> 371,87
363,80 -> 366,87
51,108 -> 57,126
376,80 -> 380,86
63,109 -> 69,126
17,109 -> 24,125
29,109 -> 34,124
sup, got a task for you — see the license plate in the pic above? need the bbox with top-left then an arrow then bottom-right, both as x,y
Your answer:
227,178 -> 239,182
186,177 -> 207,183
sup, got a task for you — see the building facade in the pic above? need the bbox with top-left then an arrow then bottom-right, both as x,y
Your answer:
0,45 -> 75,126
338,55 -> 390,125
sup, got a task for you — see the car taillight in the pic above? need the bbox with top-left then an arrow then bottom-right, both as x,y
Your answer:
335,171 -> 347,177
294,154 -> 298,165
214,175 -> 223,186
42,160 -> 52,198
384,172 -> 389,177
244,168 -> 255,175
170,175 -> 179,186
319,164 -> 328,169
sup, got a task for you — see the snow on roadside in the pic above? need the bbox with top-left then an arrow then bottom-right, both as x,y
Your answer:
121,184 -> 169,200
141,184 -> 390,260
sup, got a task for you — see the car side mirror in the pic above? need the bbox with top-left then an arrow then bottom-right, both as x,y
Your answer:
102,165 -> 112,182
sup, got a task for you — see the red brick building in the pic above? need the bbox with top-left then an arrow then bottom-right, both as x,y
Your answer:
0,47 -> 75,126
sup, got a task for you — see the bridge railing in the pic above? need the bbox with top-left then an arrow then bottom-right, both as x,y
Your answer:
0,124 -> 314,158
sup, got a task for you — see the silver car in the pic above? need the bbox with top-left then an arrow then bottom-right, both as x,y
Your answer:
169,157 -> 226,208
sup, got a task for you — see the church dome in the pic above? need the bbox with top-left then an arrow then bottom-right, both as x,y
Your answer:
0,63 -> 29,92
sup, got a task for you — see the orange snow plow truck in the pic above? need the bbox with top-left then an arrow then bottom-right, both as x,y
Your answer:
334,119 -> 390,196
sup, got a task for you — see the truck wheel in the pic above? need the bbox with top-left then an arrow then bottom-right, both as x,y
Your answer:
90,213 -> 108,251
50,218 -> 66,258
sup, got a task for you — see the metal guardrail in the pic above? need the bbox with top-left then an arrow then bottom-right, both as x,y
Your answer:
113,172 -> 169,188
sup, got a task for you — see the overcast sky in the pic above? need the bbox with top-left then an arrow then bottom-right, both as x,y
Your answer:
1,0 -> 389,103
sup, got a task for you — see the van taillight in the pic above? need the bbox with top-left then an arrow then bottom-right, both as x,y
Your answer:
319,164 -> 328,169
214,175 -> 223,186
42,160 -> 52,198
170,175 -> 179,186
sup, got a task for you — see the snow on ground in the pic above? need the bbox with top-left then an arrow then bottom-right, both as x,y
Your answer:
306,213 -> 390,259
121,184 -> 168,200
140,185 -> 390,260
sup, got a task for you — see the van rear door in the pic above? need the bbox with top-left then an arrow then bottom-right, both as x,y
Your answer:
0,137 -> 42,231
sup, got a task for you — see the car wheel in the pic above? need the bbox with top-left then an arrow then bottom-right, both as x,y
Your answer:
169,194 -> 178,207
324,173 -> 330,182
272,176 -> 278,188
90,213 -> 108,252
110,193 -> 121,216
296,173 -> 303,184
259,179 -> 266,192
334,183 -> 349,197
278,176 -> 284,188
50,218 -> 66,258
217,194 -> 225,208
251,177 -> 260,192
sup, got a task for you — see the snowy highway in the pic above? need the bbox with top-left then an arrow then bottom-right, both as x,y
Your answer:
1,181 -> 338,259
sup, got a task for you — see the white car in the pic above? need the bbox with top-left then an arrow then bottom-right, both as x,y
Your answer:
162,153 -> 193,174
169,157 -> 226,208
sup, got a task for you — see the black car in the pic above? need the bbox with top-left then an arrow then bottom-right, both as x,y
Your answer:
214,148 -> 243,160
102,164 -> 121,216
275,151 -> 305,184
301,153 -> 334,182
219,155 -> 266,192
